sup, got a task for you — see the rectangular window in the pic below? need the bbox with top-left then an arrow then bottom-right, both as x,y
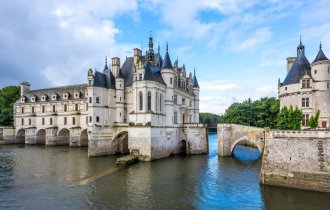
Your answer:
29,118 -> 31,125
64,117 -> 67,125
189,100 -> 192,107
64,105 -> 67,112
170,78 -> 173,84
139,74 -> 142,80
302,98 -> 310,107
42,118 -> 45,125
21,118 -> 24,125
96,116 -> 100,123
53,105 -> 56,112
96,97 -> 100,104
86,116 -> 88,124
302,79 -> 311,88
72,117 -> 75,125
21,107 -> 24,114
89,97 -> 92,103
75,104 -> 78,111
182,98 -> 185,105
302,114 -> 309,126
89,116 -> 92,123
42,106 -> 45,113
174,111 -> 178,124
32,106 -> 35,114
50,118 -> 52,125
174,95 -> 177,104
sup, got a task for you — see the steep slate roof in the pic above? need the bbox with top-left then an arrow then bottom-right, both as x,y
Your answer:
93,70 -> 115,89
17,84 -> 87,104
282,48 -> 311,86
313,43 -> 329,63
116,69 -> 124,79
162,43 -> 173,69
120,53 -> 164,87
144,61 -> 166,85
193,69 -> 200,88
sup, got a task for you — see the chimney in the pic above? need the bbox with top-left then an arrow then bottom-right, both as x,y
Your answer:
20,81 -> 30,97
111,57 -> 120,77
133,48 -> 142,64
286,57 -> 296,73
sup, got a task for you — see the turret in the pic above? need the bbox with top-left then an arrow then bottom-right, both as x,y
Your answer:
116,69 -> 125,123
112,57 -> 120,77
20,81 -> 30,97
311,42 -> 330,82
193,69 -> 200,123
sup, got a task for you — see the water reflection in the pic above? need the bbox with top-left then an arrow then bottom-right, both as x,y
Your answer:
0,135 -> 329,209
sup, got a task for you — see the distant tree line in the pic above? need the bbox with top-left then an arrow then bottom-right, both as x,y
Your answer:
0,86 -> 20,126
200,97 -> 319,131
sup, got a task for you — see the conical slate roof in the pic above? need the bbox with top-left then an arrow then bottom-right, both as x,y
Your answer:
282,46 -> 311,86
193,69 -> 199,88
162,43 -> 173,69
313,43 -> 329,63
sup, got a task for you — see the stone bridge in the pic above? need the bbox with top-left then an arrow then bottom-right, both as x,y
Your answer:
217,124 -> 267,156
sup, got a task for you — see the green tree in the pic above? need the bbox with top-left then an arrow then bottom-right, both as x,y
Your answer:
277,106 -> 302,130
0,86 -> 20,126
308,110 -> 320,128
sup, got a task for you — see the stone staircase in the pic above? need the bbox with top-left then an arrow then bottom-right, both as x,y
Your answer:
317,139 -> 325,171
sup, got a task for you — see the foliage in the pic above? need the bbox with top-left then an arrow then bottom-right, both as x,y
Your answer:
220,97 -> 280,128
199,112 -> 223,133
308,110 -> 320,128
277,106 -> 302,130
0,86 -> 20,126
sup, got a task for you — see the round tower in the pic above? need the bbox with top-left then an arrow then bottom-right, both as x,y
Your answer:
193,69 -> 200,123
115,69 -> 125,123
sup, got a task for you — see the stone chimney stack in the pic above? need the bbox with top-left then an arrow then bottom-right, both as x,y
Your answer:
20,81 -> 30,97
133,48 -> 142,65
286,57 -> 296,73
111,57 -> 120,77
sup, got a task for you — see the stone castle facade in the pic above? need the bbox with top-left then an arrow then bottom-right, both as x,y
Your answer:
14,34 -> 208,160
278,39 -> 330,129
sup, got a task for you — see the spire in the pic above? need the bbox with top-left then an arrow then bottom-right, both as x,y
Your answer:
297,36 -> 305,56
158,42 -> 160,54
161,41 -> 172,69
193,68 -> 199,88
103,56 -> 109,71
148,30 -> 154,62
313,41 -> 329,63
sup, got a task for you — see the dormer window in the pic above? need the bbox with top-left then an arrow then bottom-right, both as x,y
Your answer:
74,90 -> 80,99
63,92 -> 69,100
302,79 -> 310,88
20,97 -> 26,103
41,94 -> 47,102
52,93 -> 58,101
30,95 -> 36,102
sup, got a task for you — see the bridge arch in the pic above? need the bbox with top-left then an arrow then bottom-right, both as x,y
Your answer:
180,140 -> 187,154
112,131 -> 129,154
16,129 -> 25,144
230,136 -> 263,155
57,128 -> 70,145
80,129 -> 88,147
36,129 -> 46,145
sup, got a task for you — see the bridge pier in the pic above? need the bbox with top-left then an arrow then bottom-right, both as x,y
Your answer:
218,124 -> 232,156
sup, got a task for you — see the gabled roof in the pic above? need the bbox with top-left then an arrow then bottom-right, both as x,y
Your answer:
313,43 -> 329,63
282,49 -> 311,86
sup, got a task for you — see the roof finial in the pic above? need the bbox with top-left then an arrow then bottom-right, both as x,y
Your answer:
148,30 -> 154,62
158,41 -> 160,54
194,67 -> 196,76
300,35 -> 302,44
320,41 -> 322,49
105,56 -> 107,65
166,42 -> 168,52
150,30 -> 152,38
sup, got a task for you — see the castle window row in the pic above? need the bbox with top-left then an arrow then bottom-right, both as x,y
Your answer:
20,116 -> 84,126
18,103 -> 87,114
302,98 -> 310,108
21,91 -> 87,103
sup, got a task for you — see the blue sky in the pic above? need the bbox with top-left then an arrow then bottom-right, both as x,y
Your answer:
0,0 -> 329,114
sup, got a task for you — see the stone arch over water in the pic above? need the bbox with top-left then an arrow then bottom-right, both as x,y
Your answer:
80,129 -> 88,147
16,129 -> 25,144
36,129 -> 46,145
113,131 -> 129,154
57,128 -> 70,145
230,136 -> 263,155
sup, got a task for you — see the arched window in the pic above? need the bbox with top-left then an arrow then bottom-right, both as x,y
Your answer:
147,91 -> 151,111
139,91 -> 143,111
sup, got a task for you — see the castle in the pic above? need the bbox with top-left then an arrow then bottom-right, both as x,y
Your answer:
14,33 -> 208,160
278,39 -> 330,129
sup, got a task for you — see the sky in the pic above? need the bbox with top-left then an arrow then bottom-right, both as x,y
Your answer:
0,0 -> 329,114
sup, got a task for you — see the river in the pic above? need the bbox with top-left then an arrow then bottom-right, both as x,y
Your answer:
0,134 -> 329,209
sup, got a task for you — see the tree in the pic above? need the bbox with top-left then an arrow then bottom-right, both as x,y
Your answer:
308,110 -> 320,128
277,106 -> 302,130
0,86 -> 20,126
